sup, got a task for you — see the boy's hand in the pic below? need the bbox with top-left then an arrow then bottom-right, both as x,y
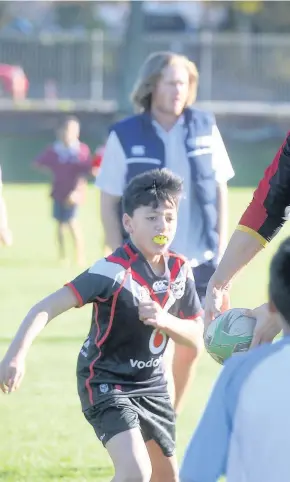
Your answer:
138,301 -> 166,329
66,190 -> 80,206
0,356 -> 25,394
248,303 -> 281,348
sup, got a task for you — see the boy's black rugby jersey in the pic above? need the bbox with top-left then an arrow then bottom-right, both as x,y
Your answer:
66,242 -> 202,410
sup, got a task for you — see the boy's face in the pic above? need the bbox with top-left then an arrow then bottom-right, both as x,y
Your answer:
60,120 -> 80,146
123,200 -> 178,256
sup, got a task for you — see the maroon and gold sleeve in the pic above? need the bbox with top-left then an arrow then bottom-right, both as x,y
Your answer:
237,132 -> 290,246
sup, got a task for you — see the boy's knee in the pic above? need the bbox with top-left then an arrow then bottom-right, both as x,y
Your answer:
118,467 -> 152,482
150,471 -> 179,482
116,458 -> 152,482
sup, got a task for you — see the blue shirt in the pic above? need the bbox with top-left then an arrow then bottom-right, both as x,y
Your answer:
180,336 -> 290,482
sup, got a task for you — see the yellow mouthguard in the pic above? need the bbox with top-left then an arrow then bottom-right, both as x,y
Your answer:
153,235 -> 168,245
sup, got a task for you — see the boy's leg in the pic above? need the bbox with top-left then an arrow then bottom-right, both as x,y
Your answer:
106,428 -> 152,482
53,201 -> 66,260
67,216 -> 85,267
56,222 -> 66,260
134,393 -> 176,480
171,341 -> 203,414
84,397 -> 152,482
146,439 -> 179,482
165,336 -> 204,414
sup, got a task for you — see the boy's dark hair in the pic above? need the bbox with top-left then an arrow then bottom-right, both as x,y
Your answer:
122,168 -> 183,216
269,237 -> 290,324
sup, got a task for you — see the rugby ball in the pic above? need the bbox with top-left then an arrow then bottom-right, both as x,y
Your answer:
205,308 -> 256,365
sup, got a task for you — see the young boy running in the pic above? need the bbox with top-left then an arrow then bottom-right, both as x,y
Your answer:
35,116 -> 92,266
0,168 -> 203,482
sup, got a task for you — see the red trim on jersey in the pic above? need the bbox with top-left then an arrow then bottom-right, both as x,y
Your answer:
124,243 -> 138,261
239,133 -> 289,233
109,250 -> 186,307
107,255 -> 131,270
64,282 -> 84,307
95,295 -> 109,303
170,258 -> 184,280
108,252 -> 161,304
130,269 -> 160,304
168,251 -> 187,263
85,270 -> 130,405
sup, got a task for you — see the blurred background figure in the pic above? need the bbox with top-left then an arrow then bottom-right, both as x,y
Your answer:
0,64 -> 29,100
34,116 -> 92,266
0,165 -> 12,246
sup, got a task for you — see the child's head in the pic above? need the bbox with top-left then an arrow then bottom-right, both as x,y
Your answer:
269,237 -> 290,327
58,116 -> 80,146
122,168 -> 183,256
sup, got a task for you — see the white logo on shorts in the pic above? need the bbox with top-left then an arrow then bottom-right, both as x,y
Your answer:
99,384 -> 109,394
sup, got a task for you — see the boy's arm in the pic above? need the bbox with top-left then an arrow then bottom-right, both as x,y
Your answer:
95,131 -> 127,252
1,259 -> 115,393
139,266 -> 203,348
139,301 -> 203,348
4,287 -> 78,360
0,287 -> 78,393
34,148 -> 55,171
165,265 -> 203,347
160,312 -> 203,348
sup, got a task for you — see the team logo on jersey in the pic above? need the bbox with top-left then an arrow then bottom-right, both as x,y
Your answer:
149,329 -> 167,355
152,279 -> 168,293
171,278 -> 186,299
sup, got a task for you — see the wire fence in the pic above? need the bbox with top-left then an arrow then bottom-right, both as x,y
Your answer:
0,31 -> 290,104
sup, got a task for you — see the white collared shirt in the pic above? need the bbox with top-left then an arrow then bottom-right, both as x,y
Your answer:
96,120 -> 234,265
53,141 -> 81,162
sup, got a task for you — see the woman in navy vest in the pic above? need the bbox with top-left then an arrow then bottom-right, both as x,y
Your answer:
96,51 -> 234,413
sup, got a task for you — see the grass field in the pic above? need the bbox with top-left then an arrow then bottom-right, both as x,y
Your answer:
1,184 -> 290,482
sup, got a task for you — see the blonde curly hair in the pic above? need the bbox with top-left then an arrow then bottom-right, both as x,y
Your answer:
131,51 -> 199,112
